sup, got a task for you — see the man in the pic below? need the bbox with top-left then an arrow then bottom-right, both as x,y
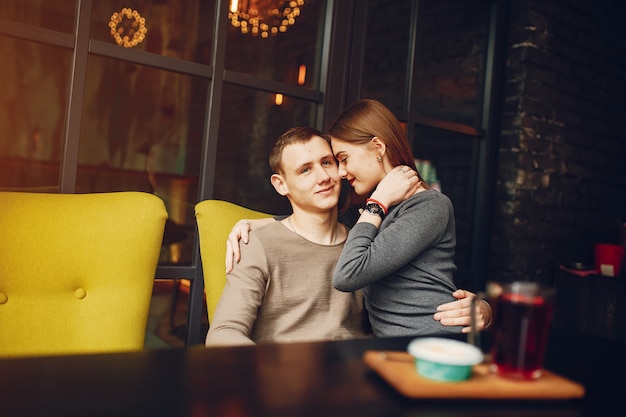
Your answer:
206,127 -> 367,346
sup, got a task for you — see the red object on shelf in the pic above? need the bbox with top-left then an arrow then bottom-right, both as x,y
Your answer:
594,243 -> 625,277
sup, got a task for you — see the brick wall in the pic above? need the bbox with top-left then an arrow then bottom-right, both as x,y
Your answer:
490,0 -> 626,283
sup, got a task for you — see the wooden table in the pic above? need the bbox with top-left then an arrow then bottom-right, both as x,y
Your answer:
0,329 -> 621,417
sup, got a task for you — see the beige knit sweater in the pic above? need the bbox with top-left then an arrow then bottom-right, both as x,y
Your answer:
206,221 -> 367,346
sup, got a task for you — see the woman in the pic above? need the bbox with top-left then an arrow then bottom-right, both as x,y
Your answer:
226,100 -> 491,336
328,99 -> 465,337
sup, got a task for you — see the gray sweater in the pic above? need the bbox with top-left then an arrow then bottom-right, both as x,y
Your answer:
333,189 -> 459,337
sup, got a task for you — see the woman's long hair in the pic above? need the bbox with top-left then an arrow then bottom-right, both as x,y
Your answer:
327,99 -> 425,212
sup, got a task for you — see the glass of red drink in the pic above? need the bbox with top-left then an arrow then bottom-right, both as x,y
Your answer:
472,281 -> 554,380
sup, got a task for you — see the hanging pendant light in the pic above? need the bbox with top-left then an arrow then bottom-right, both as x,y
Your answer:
229,0 -> 305,38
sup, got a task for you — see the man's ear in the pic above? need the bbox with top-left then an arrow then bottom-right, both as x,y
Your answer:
270,173 -> 289,196
371,136 -> 387,157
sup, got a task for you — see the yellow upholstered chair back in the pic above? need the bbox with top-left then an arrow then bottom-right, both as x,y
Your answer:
195,200 -> 271,323
0,191 -> 167,357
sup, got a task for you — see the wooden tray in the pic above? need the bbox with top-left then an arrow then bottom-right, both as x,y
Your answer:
363,350 -> 585,399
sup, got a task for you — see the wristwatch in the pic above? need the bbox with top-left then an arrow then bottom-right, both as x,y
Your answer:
364,202 -> 385,219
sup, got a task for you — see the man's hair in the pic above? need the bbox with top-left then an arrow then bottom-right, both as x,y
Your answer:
269,127 -> 329,174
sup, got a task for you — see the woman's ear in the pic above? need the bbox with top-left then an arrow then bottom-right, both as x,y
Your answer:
270,173 -> 289,196
371,136 -> 387,157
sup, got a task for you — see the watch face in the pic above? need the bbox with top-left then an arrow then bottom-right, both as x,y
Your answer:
366,203 -> 383,217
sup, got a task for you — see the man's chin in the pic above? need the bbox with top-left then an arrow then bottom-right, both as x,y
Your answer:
316,195 -> 340,209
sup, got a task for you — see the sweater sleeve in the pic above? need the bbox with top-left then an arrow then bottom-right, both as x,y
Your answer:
333,192 -> 453,292
205,233 -> 269,346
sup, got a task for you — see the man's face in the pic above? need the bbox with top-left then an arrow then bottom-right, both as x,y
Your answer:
275,135 -> 341,213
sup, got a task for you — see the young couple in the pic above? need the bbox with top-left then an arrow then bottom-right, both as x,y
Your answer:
206,99 -> 491,346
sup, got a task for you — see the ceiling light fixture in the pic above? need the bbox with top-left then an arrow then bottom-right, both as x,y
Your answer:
229,0 -> 304,38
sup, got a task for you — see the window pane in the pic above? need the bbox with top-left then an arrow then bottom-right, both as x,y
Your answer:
413,0 -> 489,126
0,36 -> 70,190
0,0 -> 75,33
413,124 -> 478,289
225,0 -> 325,88
91,0 -> 216,65
77,55 -> 207,266
215,84 -> 319,214
361,0 -> 413,115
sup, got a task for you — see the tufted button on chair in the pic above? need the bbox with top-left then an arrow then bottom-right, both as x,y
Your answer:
194,200 -> 272,325
0,191 -> 167,357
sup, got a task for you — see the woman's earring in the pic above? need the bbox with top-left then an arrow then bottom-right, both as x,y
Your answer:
377,155 -> 382,162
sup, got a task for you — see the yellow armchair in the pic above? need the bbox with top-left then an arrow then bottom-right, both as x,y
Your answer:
195,200 -> 271,324
0,191 -> 167,357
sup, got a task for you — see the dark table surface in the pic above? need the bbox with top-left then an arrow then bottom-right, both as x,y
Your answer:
1,328 -> 622,417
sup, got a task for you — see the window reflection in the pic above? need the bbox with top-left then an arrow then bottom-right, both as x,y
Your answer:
0,36 -> 70,190
0,0 -> 75,33
77,55 -> 206,266
361,0 -> 413,116
225,0 -> 324,88
216,84 -> 319,215
90,0 -> 216,65
413,0 -> 489,127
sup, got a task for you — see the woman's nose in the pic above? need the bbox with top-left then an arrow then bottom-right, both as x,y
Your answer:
338,164 -> 347,178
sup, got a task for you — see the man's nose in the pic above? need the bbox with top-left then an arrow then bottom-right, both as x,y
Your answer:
316,166 -> 331,182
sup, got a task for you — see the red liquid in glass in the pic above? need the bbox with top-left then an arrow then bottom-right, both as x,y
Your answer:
490,292 -> 553,379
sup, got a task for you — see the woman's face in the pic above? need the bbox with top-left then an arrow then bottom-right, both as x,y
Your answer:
330,136 -> 385,195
